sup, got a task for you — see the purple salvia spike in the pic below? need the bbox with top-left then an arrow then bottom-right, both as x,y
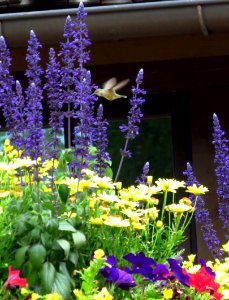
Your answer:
25,30 -> 43,86
25,82 -> 44,160
115,69 -> 146,182
183,162 -> 223,259
93,104 -> 111,177
45,48 -> 64,160
212,113 -> 229,235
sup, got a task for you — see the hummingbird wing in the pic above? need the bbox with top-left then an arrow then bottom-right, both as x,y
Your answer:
113,78 -> 130,91
102,77 -> 117,90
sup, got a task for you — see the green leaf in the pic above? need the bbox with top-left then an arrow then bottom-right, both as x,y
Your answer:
56,239 -> 70,258
59,220 -> 76,232
58,184 -> 69,203
52,272 -> 71,300
41,262 -> 56,294
59,262 -> 75,287
72,231 -> 86,249
15,246 -> 29,267
69,251 -> 79,266
28,243 -> 46,269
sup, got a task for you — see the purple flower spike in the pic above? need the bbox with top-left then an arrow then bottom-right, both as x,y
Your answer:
115,69 -> 146,182
167,258 -> 190,287
25,30 -> 43,86
135,161 -> 150,184
119,69 -> 146,141
183,162 -> 223,259
93,104 -> 111,176
25,82 -> 45,160
45,48 -> 64,159
212,113 -> 229,233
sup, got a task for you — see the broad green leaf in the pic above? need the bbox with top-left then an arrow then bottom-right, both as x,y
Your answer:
28,244 -> 46,269
72,231 -> 86,249
69,251 -> 79,266
58,184 -> 69,203
59,220 -> 76,232
41,262 -> 56,294
52,272 -> 71,300
59,262 -> 75,287
15,246 -> 29,267
56,239 -> 70,258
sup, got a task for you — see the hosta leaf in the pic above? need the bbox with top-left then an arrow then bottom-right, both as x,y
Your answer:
52,272 -> 71,300
28,244 -> 46,269
56,239 -> 70,258
69,251 -> 79,266
59,220 -> 76,232
15,246 -> 29,267
59,262 -> 75,287
41,262 -> 56,294
72,231 -> 86,249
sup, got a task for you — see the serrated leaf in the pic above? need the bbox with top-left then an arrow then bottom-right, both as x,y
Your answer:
72,231 -> 86,249
56,239 -> 70,258
28,244 -> 46,269
41,262 -> 56,294
15,246 -> 29,267
52,272 -> 71,300
59,220 -> 76,232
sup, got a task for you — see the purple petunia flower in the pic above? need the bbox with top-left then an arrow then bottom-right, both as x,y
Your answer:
152,264 -> 170,281
100,255 -> 136,290
198,258 -> 215,276
123,252 -> 156,280
183,162 -> 223,259
123,252 -> 156,270
99,266 -> 136,290
167,258 -> 190,287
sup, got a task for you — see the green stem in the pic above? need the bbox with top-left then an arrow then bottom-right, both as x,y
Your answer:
160,191 -> 168,221
114,137 -> 129,183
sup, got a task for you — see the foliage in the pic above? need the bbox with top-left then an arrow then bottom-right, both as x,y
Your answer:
0,2 -> 228,300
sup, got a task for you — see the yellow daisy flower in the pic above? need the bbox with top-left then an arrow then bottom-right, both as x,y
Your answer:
103,215 -> 130,227
186,184 -> 209,196
155,178 -> 185,193
165,203 -> 193,213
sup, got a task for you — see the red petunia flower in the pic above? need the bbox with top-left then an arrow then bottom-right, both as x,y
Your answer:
3,266 -> 27,289
188,267 -> 223,299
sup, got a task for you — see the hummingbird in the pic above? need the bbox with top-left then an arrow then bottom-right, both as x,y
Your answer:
94,77 -> 129,101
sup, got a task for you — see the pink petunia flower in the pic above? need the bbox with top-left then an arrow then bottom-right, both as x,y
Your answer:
3,266 -> 27,289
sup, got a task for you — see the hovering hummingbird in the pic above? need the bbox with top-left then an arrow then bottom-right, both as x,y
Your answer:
94,77 -> 129,101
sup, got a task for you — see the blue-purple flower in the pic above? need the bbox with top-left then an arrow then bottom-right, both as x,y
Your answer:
93,104 -> 111,176
183,162 -> 222,259
212,113 -> 229,235
100,256 -> 136,290
167,258 -> 190,287
45,47 -> 64,159
115,69 -> 146,181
